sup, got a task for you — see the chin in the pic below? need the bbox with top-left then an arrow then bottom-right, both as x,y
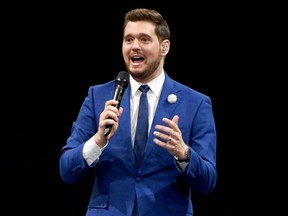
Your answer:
129,66 -> 143,73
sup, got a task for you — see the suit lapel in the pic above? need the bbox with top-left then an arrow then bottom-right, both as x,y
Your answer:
142,76 -> 182,164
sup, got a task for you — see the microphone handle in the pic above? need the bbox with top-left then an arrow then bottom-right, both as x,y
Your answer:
103,86 -> 124,136
104,125 -> 112,136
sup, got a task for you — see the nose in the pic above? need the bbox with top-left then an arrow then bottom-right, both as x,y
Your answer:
131,40 -> 141,50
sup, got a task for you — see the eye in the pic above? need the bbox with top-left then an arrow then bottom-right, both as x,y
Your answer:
124,36 -> 134,44
140,37 -> 150,43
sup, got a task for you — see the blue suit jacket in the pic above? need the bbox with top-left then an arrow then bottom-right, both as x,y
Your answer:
59,72 -> 217,216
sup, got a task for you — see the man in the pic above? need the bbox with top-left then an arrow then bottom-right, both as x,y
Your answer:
59,8 -> 217,216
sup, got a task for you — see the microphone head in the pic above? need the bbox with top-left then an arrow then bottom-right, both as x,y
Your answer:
115,71 -> 129,89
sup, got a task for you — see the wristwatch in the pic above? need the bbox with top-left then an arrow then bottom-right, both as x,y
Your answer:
174,146 -> 190,162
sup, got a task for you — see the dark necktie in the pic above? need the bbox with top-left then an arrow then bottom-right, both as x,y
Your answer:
134,84 -> 150,168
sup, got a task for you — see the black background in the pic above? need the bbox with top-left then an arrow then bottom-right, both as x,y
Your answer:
3,1 -> 278,215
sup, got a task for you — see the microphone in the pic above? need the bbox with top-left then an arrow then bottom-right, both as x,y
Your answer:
104,71 -> 130,136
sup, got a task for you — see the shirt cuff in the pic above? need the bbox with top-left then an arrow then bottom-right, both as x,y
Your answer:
175,160 -> 188,171
82,135 -> 107,166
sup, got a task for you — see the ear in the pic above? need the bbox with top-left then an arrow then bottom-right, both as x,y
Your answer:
161,44 -> 168,51
161,40 -> 170,55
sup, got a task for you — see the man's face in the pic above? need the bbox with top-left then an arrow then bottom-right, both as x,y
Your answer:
122,21 -> 163,83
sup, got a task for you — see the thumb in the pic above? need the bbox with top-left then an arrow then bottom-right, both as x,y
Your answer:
172,115 -> 179,125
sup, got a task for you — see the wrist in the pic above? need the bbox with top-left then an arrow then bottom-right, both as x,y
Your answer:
174,146 -> 190,162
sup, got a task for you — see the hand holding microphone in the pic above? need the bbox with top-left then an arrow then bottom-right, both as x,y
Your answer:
103,71 -> 129,136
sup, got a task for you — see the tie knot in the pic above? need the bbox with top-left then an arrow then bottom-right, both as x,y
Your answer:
139,85 -> 149,93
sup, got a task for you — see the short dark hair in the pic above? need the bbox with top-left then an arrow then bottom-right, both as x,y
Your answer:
123,8 -> 170,42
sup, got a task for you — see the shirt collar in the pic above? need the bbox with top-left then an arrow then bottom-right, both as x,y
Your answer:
130,70 -> 165,98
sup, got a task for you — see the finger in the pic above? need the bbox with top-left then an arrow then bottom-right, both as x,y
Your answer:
104,110 -> 119,122
155,125 -> 173,136
166,137 -> 180,149
172,115 -> 179,125
105,99 -> 119,107
118,107 -> 123,117
162,116 -> 179,132
153,131 -> 171,142
153,137 -> 174,149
